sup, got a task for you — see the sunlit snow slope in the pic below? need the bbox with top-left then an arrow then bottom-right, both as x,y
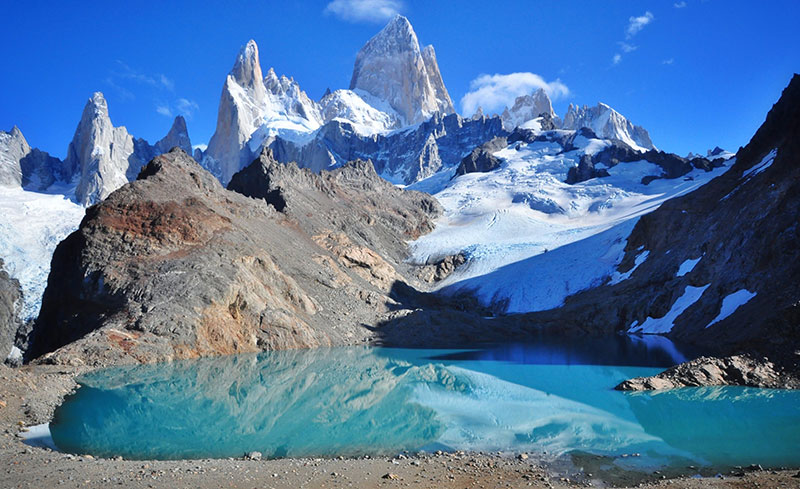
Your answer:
410,133 -> 733,314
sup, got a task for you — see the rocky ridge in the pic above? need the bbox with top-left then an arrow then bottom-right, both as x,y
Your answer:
28,148 -> 440,365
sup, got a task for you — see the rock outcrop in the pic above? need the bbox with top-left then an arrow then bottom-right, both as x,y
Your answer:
565,154 -> 610,184
454,137 -> 507,176
349,15 -> 455,125
0,259 -> 22,363
0,127 -> 27,187
615,354 -> 800,390
29,148 -> 440,365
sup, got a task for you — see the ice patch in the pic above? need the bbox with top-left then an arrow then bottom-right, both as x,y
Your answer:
706,289 -> 757,328
676,256 -> 702,277
629,284 -> 710,334
609,249 -> 649,285
743,149 -> 777,177
20,423 -> 58,451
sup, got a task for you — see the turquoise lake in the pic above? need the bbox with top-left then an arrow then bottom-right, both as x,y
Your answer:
49,337 -> 800,471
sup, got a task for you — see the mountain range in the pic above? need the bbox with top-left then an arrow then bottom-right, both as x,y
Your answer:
1,15 -> 795,389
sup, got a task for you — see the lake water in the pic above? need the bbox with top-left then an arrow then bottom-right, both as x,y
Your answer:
49,337 -> 800,472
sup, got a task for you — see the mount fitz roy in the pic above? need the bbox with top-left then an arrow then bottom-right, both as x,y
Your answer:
197,14 -> 653,186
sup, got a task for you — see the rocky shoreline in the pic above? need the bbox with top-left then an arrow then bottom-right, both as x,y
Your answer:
616,353 -> 800,391
2,363 -> 799,489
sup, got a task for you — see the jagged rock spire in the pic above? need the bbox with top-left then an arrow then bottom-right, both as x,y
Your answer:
155,115 -> 192,155
349,15 -> 455,125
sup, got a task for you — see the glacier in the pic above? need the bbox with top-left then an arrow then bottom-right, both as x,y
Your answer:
409,130 -> 733,314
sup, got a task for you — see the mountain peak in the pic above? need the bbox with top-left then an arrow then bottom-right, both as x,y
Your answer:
500,88 -> 555,130
231,39 -> 264,90
375,15 -> 417,52
155,115 -> 192,155
85,92 -> 109,119
349,16 -> 455,125
562,101 -> 655,151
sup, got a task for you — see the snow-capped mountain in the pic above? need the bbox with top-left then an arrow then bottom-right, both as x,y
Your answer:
350,15 -> 455,126
319,89 -> 401,135
562,102 -> 656,152
201,16 -> 466,185
500,88 -> 557,131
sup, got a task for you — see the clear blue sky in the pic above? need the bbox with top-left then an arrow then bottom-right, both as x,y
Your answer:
1,0 -> 798,158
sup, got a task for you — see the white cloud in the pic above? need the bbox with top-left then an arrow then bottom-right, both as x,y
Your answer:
175,98 -> 199,118
155,99 -> 199,120
460,72 -> 569,117
115,61 -> 174,91
156,105 -> 172,117
662,58 -> 675,65
159,74 -> 175,91
324,0 -> 403,23
613,54 -> 622,65
674,1 -> 687,8
192,143 -> 208,152
618,42 -> 637,53
626,11 -> 654,39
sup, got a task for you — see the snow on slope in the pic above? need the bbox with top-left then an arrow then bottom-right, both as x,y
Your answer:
410,135 -> 733,314
629,284 -> 711,334
705,289 -> 757,328
0,185 -> 84,321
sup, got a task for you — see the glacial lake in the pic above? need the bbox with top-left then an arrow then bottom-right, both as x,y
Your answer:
49,337 -> 800,472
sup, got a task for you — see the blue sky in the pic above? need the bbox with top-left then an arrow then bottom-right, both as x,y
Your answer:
1,0 -> 798,158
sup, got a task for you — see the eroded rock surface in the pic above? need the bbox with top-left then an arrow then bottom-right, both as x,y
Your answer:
29,148 -> 440,365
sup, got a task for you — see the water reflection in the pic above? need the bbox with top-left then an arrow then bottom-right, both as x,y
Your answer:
49,344 -> 800,470
52,348 -> 452,459
426,334 -> 696,367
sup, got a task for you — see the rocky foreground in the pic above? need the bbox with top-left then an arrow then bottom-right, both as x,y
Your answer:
27,147 -> 442,366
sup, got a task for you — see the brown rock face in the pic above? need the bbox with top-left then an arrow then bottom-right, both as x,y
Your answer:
30,148 -> 440,366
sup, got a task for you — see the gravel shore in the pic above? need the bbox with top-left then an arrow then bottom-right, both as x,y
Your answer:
1,364 -> 798,489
